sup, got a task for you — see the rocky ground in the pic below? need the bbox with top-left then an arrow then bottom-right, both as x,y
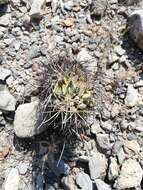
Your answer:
0,0 -> 143,190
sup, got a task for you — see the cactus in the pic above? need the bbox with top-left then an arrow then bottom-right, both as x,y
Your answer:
0,0 -> 8,5
38,56 -> 93,139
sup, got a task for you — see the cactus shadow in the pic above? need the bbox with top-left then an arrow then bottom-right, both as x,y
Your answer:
121,32 -> 143,70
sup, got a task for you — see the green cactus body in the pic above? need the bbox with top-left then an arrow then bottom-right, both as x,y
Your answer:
53,72 -> 92,114
0,0 -> 8,5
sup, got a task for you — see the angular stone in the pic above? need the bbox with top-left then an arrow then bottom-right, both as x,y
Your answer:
0,68 -> 11,81
128,10 -> 143,50
18,162 -> 29,175
91,121 -> 103,135
29,0 -> 46,18
115,159 -> 143,189
0,14 -> 11,27
112,140 -> 124,155
91,0 -> 108,16
88,152 -> 108,180
4,168 -> 20,190
62,175 -> 76,190
75,171 -> 92,190
14,101 -> 43,138
77,48 -> 97,73
125,85 -> 141,107
124,140 -> 140,155
96,134 -> 112,151
117,148 -> 126,165
0,86 -> 16,111
95,179 -> 111,190
108,157 -> 119,181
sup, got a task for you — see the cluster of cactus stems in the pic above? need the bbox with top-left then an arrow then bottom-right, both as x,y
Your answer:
39,57 -> 93,139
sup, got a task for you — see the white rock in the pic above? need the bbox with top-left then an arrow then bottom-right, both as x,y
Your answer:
89,152 -> 108,180
51,0 -> 59,13
117,148 -> 126,165
14,101 -> 42,138
4,38 -> 13,45
124,140 -> 140,155
96,134 -> 112,150
77,48 -> 97,73
62,175 -> 76,190
14,42 -> 21,51
114,45 -> 125,56
18,162 -> 29,175
0,14 -> 11,26
135,80 -> 143,88
29,0 -> 46,18
75,171 -> 92,190
108,157 -> 119,181
115,159 -> 143,189
128,10 -> 143,49
108,53 -> 118,64
91,121 -> 104,134
95,179 -> 111,190
77,48 -> 93,63
0,86 -> 16,111
0,68 -> 11,81
4,168 -> 20,190
125,84 -> 141,107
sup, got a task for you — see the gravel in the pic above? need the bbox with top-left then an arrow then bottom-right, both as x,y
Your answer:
0,0 -> 143,189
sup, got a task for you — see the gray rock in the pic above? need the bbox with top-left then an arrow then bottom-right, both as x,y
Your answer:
62,175 -> 76,190
91,0 -> 108,16
28,45 -> 40,60
88,152 -> 108,180
120,119 -> 128,129
124,140 -> 140,155
112,140 -> 124,154
94,179 -> 111,190
125,85 -> 141,107
64,1 -> 74,11
139,107 -> 143,116
128,10 -> 143,49
114,45 -> 125,56
96,134 -> 112,151
127,132 -> 138,140
0,86 -> 16,111
77,48 -> 97,74
29,0 -> 46,18
108,157 -> 119,181
0,14 -> 11,27
117,147 -> 126,165
14,101 -> 43,138
115,158 -> 143,189
14,42 -> 21,51
108,53 -> 119,64
40,44 -> 48,56
135,80 -> 143,88
4,168 -> 20,190
51,0 -> 59,13
0,68 -> 11,81
75,171 -> 92,190
18,162 -> 29,175
91,121 -> 104,135
77,48 -> 92,63
0,112 -> 5,126
101,121 -> 113,132
101,107 -> 111,120
135,116 -> 143,132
